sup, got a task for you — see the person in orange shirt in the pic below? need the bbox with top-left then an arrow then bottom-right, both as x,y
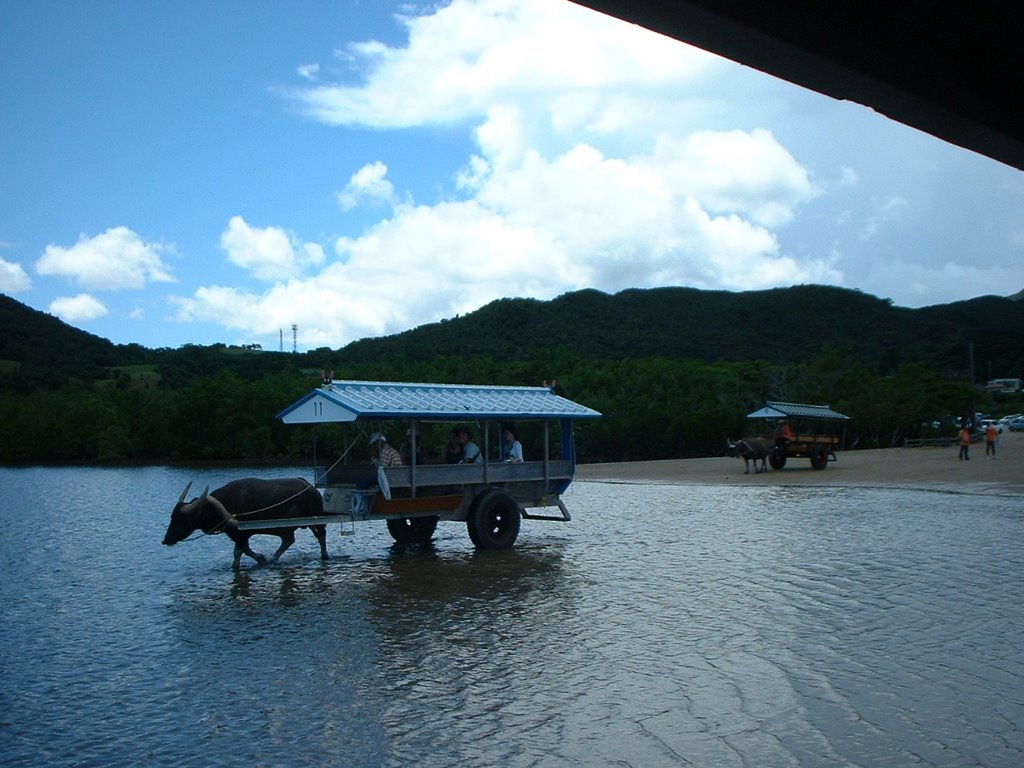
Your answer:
985,423 -> 998,457
774,420 -> 794,449
958,425 -> 972,460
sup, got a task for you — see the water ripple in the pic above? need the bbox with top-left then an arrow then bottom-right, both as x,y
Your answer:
1,468 -> 1023,766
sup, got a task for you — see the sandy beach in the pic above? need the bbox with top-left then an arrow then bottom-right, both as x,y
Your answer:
577,429 -> 1024,496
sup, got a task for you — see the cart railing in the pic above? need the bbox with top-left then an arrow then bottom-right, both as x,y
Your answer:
317,459 -> 574,493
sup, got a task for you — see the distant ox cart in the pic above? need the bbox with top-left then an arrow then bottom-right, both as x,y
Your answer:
732,401 -> 850,472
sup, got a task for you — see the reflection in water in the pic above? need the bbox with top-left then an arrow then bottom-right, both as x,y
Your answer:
1,466 -> 1023,768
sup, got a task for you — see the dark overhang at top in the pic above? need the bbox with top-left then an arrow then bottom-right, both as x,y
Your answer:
573,1 -> 1024,172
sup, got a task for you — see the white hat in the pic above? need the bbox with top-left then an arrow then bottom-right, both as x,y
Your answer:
368,432 -> 386,443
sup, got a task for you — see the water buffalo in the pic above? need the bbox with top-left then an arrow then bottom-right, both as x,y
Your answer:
728,437 -> 772,474
163,478 -> 328,568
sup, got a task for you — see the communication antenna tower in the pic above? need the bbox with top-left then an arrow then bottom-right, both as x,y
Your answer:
292,324 -> 298,353
279,329 -> 283,352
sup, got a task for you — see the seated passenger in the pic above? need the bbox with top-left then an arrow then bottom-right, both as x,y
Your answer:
501,423 -> 524,463
441,429 -> 463,464
457,427 -> 481,464
774,420 -> 794,448
356,432 -> 403,489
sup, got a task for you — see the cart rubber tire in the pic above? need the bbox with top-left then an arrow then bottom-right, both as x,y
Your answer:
769,452 -> 787,470
809,445 -> 829,470
467,488 -> 521,550
387,515 -> 438,545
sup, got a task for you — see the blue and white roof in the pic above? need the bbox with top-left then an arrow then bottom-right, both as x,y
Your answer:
746,401 -> 850,421
277,379 -> 602,424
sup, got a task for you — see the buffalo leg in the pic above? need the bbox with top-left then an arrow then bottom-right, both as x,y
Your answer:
232,534 -> 267,568
270,530 -> 296,562
311,525 -> 329,560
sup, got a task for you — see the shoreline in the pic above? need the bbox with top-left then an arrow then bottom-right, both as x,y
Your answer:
576,431 -> 1024,496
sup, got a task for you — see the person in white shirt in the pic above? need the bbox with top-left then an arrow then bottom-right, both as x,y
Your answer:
502,424 -> 524,463
457,427 -> 481,464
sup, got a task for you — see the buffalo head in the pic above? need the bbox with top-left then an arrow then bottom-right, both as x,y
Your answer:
162,482 -> 218,546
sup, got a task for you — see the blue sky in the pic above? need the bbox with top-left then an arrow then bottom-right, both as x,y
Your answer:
2,0 -> 1023,351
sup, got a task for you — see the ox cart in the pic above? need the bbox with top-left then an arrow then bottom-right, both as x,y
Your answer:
261,379 -> 601,550
747,401 -> 850,470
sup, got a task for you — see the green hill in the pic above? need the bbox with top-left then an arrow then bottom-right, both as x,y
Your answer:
334,285 -> 1024,376
4,285 -> 1023,385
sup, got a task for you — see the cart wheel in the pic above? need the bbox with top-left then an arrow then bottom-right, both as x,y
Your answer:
467,489 -> 521,550
387,516 -> 438,544
809,445 -> 829,470
769,452 -> 787,470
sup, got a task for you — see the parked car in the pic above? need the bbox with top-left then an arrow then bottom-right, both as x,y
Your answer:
980,419 -> 1003,434
1009,418 -> 1024,432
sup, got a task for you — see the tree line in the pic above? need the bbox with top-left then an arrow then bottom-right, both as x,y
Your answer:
1,350 -> 1013,465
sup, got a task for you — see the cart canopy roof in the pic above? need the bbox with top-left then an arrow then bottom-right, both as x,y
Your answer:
278,379 -> 602,424
746,401 -> 850,421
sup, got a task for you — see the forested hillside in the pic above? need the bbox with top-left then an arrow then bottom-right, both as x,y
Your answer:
332,285 -> 1024,374
1,286 -> 1022,464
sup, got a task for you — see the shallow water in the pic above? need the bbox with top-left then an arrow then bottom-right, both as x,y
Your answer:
1,466 -> 1022,767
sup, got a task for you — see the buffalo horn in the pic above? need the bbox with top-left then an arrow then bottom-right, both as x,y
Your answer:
178,485 -> 209,515
177,481 -> 193,504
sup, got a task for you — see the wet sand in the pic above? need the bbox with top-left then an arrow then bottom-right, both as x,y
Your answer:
577,430 -> 1024,496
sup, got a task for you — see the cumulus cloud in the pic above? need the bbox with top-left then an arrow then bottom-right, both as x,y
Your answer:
36,227 -> 175,290
49,294 -> 108,323
289,0 -> 718,129
0,257 -> 32,293
219,216 -> 326,282
336,161 -> 399,211
649,129 -> 819,227
178,0 -> 839,347
178,125 -> 839,346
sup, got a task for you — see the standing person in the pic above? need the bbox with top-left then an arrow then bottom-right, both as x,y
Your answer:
501,423 -> 524,463
457,427 -> 481,464
985,422 -> 998,457
958,424 -> 972,460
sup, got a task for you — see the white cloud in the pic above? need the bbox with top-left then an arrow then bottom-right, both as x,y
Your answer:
174,0 -> 844,348
49,293 -> 108,322
336,161 -> 399,211
0,257 -> 32,293
36,227 -> 175,290
219,216 -> 326,282
178,123 -> 840,347
860,195 -> 908,240
296,63 -> 320,80
649,129 -> 820,227
290,0 -> 719,129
